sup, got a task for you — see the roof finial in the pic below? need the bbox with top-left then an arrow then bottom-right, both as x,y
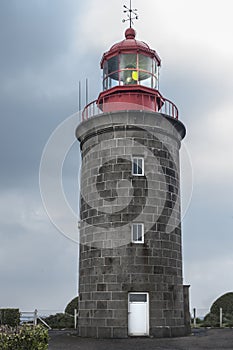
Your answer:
122,0 -> 138,28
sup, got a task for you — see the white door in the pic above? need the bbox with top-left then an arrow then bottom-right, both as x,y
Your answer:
128,292 -> 149,336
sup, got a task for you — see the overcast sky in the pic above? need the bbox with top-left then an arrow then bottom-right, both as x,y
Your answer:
1,0 -> 233,316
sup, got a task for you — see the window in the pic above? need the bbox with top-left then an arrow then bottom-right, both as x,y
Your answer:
132,223 -> 144,243
132,157 -> 144,176
129,293 -> 147,303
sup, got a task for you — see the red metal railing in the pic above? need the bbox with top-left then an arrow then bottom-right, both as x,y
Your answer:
160,98 -> 179,119
82,100 -> 102,121
81,96 -> 178,122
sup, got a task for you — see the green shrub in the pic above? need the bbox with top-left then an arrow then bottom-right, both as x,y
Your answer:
202,312 -> 219,327
193,317 -> 203,325
42,296 -> 79,329
43,313 -> 74,329
65,296 -> 79,316
210,292 -> 233,316
0,309 -> 20,327
0,324 -> 48,350
203,292 -> 233,328
223,313 -> 233,327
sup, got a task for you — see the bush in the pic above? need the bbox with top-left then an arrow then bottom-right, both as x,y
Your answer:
65,296 -> 79,316
210,292 -> 233,316
0,324 -> 48,350
40,296 -> 79,330
191,317 -> 202,325
202,292 -> 233,328
43,313 -> 74,329
0,309 -> 20,327
222,313 -> 233,327
202,312 -> 219,327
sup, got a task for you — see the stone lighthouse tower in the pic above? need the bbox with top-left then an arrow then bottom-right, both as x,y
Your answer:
76,10 -> 190,338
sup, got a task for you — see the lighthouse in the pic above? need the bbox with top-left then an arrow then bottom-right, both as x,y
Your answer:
76,6 -> 190,339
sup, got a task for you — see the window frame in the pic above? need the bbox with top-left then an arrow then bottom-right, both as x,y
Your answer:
132,156 -> 144,176
131,223 -> 144,244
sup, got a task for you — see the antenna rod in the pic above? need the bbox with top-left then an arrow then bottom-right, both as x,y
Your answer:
79,81 -> 81,112
85,78 -> 88,107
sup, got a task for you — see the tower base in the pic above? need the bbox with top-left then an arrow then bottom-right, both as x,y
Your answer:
78,325 -> 190,339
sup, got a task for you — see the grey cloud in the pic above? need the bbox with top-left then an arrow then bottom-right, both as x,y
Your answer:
161,61 -> 233,126
0,0 -> 81,75
0,2 -> 101,189
0,224 -> 78,310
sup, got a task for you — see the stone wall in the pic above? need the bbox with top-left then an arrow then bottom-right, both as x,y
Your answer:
76,110 -> 188,338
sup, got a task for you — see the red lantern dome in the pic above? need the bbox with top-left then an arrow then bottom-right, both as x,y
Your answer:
97,28 -> 164,113
101,28 -> 161,63
82,27 -> 179,120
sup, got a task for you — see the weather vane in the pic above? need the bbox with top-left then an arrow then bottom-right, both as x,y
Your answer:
122,0 -> 138,28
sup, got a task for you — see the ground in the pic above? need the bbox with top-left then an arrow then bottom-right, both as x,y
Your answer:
48,328 -> 233,350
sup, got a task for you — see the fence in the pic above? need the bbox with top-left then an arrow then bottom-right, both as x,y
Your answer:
191,308 -> 232,328
20,310 -> 50,329
20,309 -> 78,329
20,310 -> 36,325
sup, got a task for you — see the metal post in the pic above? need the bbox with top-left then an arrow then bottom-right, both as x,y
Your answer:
86,78 -> 88,107
220,307 -> 223,328
79,81 -> 81,112
33,309 -> 38,326
193,308 -> 196,327
74,309 -> 77,329
77,233 -> 80,296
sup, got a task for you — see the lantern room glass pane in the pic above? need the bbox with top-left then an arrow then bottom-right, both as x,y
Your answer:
107,56 -> 119,79
138,55 -> 155,88
120,54 -> 137,85
152,60 -> 159,88
103,61 -> 108,90
153,60 -> 157,76
120,54 -> 137,70
138,55 -> 152,78
103,56 -> 119,90
107,74 -> 120,89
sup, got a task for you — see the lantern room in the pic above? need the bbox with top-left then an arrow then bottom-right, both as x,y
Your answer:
102,28 -> 160,89
97,28 -> 165,113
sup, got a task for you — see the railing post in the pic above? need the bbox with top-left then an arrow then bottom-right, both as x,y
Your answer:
220,307 -> 223,328
74,309 -> 77,329
33,309 -> 38,326
193,308 -> 196,327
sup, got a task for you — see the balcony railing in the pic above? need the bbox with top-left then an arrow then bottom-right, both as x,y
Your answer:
82,100 -> 102,121
161,98 -> 179,119
81,96 -> 178,122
